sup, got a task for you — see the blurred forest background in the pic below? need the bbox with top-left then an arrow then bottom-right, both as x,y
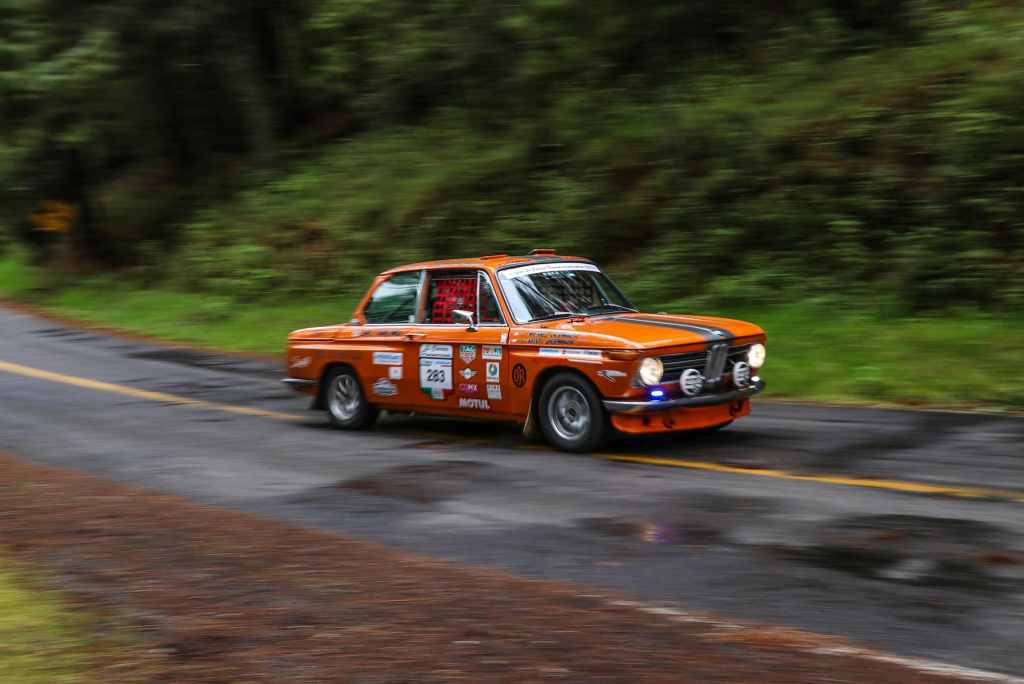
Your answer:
1,0 -> 1023,407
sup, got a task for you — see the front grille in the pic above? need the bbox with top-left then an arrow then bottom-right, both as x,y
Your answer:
661,344 -> 751,384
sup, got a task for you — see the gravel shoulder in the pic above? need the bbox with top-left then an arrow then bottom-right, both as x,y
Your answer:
0,450 -> 987,683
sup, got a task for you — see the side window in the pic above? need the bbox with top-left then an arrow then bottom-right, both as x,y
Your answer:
478,273 -> 504,324
425,271 -> 477,324
363,271 -> 421,323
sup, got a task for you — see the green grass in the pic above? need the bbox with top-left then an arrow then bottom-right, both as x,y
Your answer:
3,256 -> 1021,410
0,253 -> 40,297
0,557 -> 101,683
45,282 -> 360,353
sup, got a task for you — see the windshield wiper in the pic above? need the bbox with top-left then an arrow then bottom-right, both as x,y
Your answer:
530,311 -> 578,322
583,303 -> 638,314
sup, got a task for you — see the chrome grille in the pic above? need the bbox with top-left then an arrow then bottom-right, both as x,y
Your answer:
705,343 -> 729,381
661,344 -> 752,383
660,350 -> 707,383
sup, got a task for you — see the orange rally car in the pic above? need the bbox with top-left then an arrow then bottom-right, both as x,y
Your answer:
282,250 -> 766,452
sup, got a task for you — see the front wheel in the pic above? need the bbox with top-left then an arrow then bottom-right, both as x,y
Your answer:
323,367 -> 379,430
538,372 -> 607,452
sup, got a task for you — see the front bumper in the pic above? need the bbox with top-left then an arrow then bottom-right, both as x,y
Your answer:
603,378 -> 765,414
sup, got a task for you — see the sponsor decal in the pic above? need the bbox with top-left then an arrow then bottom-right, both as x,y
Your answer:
372,351 -> 403,366
499,262 -> 600,280
420,344 -> 453,359
372,378 -> 398,397
459,383 -> 479,395
459,344 -> 477,364
486,384 -> 502,400
458,397 -> 491,410
419,357 -> 453,397
545,333 -> 578,345
512,363 -> 527,388
485,361 -> 500,383
388,366 -> 403,380
482,345 -> 503,360
289,356 -> 311,369
538,348 -> 603,359
459,367 -> 477,380
500,332 -> 508,344
596,369 -> 627,382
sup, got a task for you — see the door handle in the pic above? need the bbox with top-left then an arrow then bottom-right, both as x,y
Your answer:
405,332 -> 426,340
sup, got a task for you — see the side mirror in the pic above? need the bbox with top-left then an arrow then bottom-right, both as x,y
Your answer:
452,309 -> 477,332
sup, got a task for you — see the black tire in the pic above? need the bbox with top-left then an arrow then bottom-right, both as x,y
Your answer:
322,366 -> 379,430
537,372 -> 608,452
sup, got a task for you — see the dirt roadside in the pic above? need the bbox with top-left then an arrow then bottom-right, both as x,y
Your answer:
0,451 -> 997,683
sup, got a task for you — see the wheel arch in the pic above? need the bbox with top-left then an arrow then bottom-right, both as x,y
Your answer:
527,365 -> 603,426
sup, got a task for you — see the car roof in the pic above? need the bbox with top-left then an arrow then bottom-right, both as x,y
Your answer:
379,254 -> 595,275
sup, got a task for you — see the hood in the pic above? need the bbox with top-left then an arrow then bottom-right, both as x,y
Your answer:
516,313 -> 764,350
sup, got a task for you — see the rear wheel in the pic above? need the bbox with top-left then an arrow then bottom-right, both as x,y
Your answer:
538,372 -> 607,452
323,367 -> 378,430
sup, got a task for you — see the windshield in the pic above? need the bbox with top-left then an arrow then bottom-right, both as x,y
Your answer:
497,262 -> 635,324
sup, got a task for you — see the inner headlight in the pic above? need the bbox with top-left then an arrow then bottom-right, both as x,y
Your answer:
748,343 -> 766,369
638,357 -> 664,386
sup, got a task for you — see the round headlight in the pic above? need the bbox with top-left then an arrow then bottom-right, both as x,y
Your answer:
747,343 -> 766,369
638,357 -> 664,386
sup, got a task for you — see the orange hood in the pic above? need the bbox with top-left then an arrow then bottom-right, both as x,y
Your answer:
519,313 -> 764,351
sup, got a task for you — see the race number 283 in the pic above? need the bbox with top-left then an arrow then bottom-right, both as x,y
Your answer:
419,358 -> 452,391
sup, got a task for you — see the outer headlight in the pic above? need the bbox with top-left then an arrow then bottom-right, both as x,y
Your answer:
748,343 -> 766,369
638,357 -> 664,386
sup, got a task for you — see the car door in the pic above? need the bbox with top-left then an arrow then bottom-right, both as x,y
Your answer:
409,269 -> 511,417
354,270 -> 423,406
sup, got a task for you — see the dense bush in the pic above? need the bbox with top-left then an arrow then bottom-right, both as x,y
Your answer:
2,1 -> 1022,310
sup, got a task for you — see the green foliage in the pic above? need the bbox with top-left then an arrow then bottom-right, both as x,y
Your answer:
2,1 -> 1024,312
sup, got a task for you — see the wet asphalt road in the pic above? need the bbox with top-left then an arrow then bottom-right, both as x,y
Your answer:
1,305 -> 1023,675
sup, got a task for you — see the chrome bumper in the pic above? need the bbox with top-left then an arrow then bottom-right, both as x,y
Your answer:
281,377 -> 318,389
603,378 -> 765,414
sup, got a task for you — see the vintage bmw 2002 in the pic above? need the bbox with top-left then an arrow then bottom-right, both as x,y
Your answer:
283,251 -> 766,452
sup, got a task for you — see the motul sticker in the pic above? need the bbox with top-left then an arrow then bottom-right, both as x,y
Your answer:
458,397 -> 491,410
482,345 -> 503,360
486,384 -> 502,400
372,351 -> 403,366
420,344 -> 453,359
485,361 -> 500,383
372,378 -> 398,397
459,344 -> 477,363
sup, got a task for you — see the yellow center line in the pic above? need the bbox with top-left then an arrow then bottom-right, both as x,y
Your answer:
601,454 -> 1024,503
0,360 -> 305,422
2,358 -> 1020,503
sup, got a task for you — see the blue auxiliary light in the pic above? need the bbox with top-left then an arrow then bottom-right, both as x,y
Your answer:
649,389 -> 666,400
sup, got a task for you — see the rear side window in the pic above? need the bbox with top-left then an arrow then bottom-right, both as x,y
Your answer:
363,271 -> 421,323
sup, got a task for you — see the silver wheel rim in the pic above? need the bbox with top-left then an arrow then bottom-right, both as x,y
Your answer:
547,386 -> 591,442
328,374 -> 361,422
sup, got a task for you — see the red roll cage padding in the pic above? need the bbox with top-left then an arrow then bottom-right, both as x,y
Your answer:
430,277 -> 477,324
